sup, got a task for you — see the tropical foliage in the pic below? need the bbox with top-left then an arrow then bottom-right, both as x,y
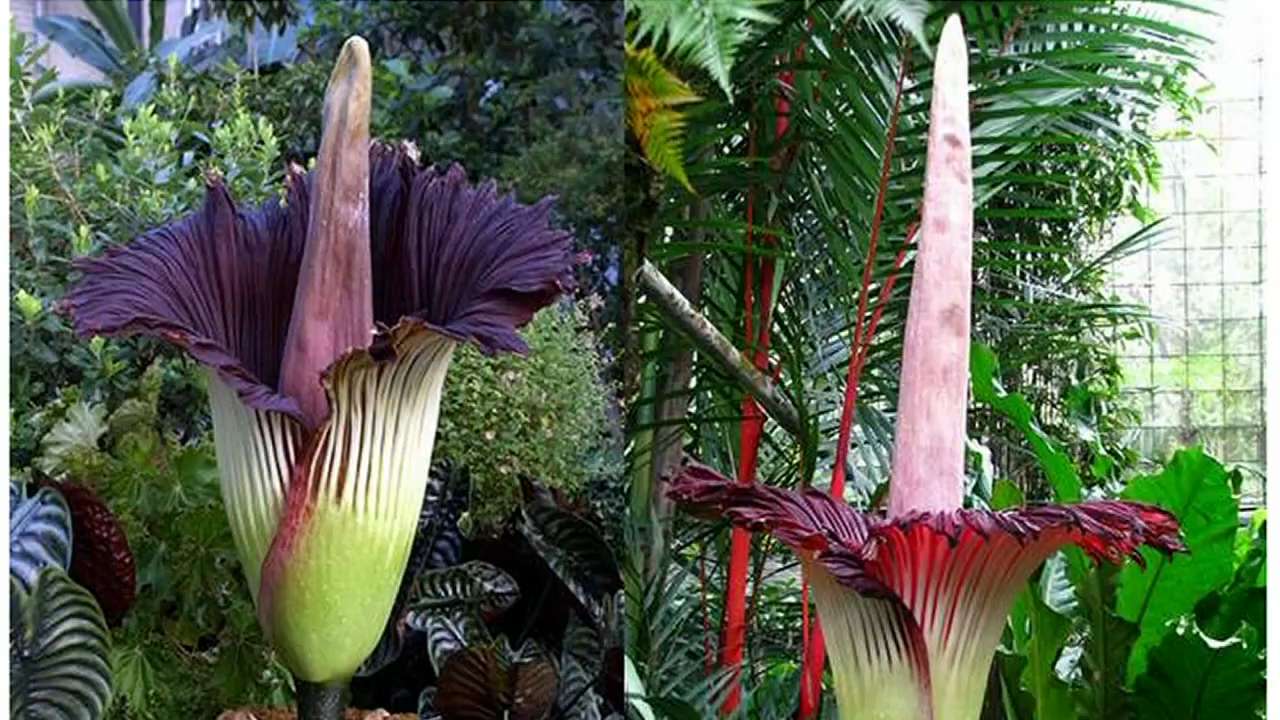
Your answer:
624,1 -> 1262,717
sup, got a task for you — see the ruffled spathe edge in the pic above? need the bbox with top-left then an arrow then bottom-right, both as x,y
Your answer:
59,171 -> 309,419
665,458 -> 1185,595
59,143 -> 577,424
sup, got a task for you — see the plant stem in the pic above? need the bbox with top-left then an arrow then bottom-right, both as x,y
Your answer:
296,679 -> 344,720
636,261 -> 803,437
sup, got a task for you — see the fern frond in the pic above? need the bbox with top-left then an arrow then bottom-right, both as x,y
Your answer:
626,44 -> 700,192
837,0 -> 931,52
630,0 -> 777,100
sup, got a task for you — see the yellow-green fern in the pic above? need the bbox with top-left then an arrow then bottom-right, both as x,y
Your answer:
625,44 -> 700,192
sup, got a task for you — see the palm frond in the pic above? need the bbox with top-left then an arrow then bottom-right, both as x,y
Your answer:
630,0 -> 778,100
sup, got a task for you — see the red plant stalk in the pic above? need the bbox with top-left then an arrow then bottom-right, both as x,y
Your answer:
797,40 -> 911,719
721,62 -> 797,714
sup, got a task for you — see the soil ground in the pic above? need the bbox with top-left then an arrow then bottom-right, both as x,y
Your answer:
218,710 -> 417,720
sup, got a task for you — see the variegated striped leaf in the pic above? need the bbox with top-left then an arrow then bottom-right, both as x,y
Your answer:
10,483 -> 73,592
518,478 -> 620,630
11,568 -> 112,719
408,561 -> 519,618
416,611 -> 484,676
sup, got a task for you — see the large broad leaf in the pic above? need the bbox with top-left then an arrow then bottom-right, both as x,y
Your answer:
1132,620 -> 1264,720
10,568 -> 113,719
970,343 -> 1081,502
10,483 -> 72,592
519,477 -> 621,629
1195,518 -> 1265,641
435,640 -> 560,720
556,655 -> 604,720
32,16 -> 124,76
1116,448 -> 1237,681
1008,585 -> 1073,720
1066,558 -> 1137,720
556,612 -> 606,718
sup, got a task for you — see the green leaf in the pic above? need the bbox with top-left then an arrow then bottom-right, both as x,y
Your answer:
110,644 -> 158,715
629,0 -> 777,100
990,478 -> 1023,509
32,15 -> 125,76
14,288 -> 43,325
9,483 -> 73,592
991,651 -> 1035,720
148,0 -> 166,50
1132,620 -> 1264,720
1195,517 -> 1265,642
1116,448 -> 1238,681
83,0 -> 140,55
38,401 -> 108,475
1009,585 -> 1074,720
970,344 -> 1081,501
1067,559 -> 1138,720
11,568 -> 113,719
836,0 -> 930,52
626,655 -> 656,720
626,44 -> 699,192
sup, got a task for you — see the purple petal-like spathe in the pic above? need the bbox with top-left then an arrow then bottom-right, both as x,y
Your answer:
365,144 -> 577,355
59,172 -> 309,418
60,144 -> 577,422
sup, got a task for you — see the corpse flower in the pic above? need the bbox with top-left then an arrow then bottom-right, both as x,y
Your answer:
60,37 -> 574,709
666,16 -> 1183,720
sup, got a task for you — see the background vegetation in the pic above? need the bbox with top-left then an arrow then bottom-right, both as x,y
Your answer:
10,2 -> 622,716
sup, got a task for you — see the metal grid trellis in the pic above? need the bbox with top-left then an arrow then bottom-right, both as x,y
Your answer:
1109,2 -> 1266,500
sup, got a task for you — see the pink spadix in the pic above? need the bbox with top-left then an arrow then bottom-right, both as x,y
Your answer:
889,13 -> 972,517
279,36 -> 375,429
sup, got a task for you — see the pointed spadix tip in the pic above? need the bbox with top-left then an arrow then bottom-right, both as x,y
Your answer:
937,14 -> 967,65
328,35 -> 372,95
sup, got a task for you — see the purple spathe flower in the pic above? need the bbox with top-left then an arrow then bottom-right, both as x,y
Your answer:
59,141 -> 576,683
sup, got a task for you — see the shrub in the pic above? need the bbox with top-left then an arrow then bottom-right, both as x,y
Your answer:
438,304 -> 618,533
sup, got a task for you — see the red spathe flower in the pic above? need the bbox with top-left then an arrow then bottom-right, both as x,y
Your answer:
667,15 -> 1185,720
